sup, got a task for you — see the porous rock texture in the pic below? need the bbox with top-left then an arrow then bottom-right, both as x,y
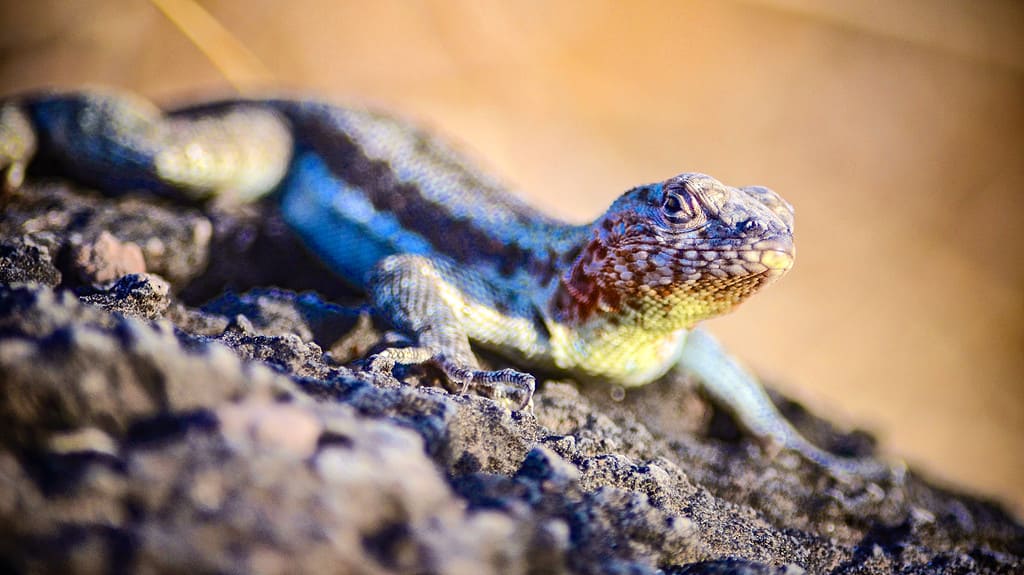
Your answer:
0,183 -> 1021,574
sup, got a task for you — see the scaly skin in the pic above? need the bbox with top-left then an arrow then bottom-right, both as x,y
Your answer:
0,89 -> 892,478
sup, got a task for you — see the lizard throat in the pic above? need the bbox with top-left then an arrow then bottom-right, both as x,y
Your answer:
553,237 -> 792,331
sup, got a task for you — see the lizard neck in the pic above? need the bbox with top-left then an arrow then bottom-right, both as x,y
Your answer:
550,231 -> 717,335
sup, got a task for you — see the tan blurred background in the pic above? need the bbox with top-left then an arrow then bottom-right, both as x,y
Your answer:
1,0 -> 1021,513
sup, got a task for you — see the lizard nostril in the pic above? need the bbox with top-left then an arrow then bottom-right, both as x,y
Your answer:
740,219 -> 766,235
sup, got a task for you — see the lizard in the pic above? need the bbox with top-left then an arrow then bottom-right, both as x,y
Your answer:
0,89 -> 890,478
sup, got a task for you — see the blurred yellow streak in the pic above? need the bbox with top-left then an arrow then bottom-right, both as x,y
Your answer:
149,0 -> 277,93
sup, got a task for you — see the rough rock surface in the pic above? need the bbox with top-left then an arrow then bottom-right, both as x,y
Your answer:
0,182 -> 1021,574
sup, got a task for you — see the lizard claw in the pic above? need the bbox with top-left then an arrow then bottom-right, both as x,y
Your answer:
367,347 -> 535,410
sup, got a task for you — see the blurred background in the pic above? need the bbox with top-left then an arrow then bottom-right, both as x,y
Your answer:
1,0 -> 1021,513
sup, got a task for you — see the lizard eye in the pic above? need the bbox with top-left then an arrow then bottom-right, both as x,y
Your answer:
663,193 -> 684,214
662,190 -> 704,227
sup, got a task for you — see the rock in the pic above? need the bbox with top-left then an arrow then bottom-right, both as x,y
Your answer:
71,230 -> 147,285
201,288 -> 362,349
80,272 -> 172,319
0,184 -> 211,289
0,182 -> 1021,574
0,238 -> 61,286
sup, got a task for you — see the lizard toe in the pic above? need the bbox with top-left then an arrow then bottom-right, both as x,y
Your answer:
431,357 -> 536,411
366,348 -> 535,410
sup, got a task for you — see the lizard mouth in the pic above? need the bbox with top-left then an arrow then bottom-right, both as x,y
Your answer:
750,236 -> 795,273
760,250 -> 793,272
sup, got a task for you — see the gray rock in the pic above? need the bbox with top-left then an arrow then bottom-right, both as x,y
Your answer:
0,237 -> 62,286
0,182 -> 1021,574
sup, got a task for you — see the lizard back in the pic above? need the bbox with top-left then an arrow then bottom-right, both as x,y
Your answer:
182,99 -> 590,291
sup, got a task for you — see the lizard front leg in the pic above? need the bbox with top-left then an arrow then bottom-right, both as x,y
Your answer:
679,328 -> 895,480
367,254 -> 536,410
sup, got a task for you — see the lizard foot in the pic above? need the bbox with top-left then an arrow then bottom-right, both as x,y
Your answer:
368,347 -> 535,410
759,429 -> 905,485
0,103 -> 36,194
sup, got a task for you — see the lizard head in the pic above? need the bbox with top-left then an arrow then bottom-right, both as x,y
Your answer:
557,173 -> 795,330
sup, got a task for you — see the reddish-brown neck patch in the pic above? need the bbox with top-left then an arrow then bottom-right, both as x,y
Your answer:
552,237 -> 624,324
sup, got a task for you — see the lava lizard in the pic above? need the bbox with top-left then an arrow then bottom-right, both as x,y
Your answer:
0,89 -> 889,478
